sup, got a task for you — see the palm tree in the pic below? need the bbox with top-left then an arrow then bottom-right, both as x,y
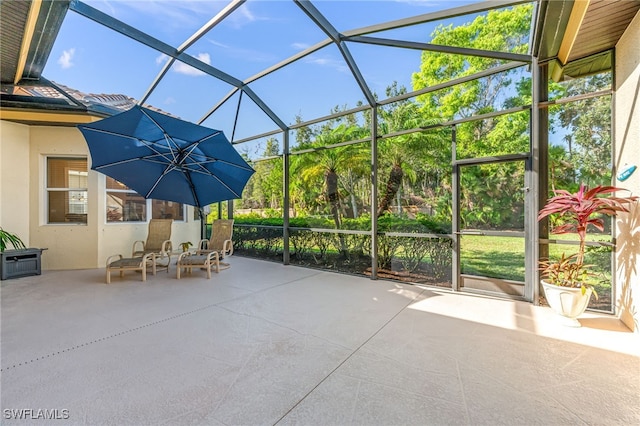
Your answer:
376,84 -> 441,217
293,123 -> 367,228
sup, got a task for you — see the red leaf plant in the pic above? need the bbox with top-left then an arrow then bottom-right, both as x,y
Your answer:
538,184 -> 637,290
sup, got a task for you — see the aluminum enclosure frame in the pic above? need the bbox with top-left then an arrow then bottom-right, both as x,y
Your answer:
58,0 -> 588,305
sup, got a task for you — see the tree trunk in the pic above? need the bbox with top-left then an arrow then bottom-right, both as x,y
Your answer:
350,193 -> 358,218
326,170 -> 348,255
377,163 -> 403,217
326,170 -> 341,228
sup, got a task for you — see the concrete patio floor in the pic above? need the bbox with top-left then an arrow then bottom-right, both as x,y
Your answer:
1,256 -> 639,425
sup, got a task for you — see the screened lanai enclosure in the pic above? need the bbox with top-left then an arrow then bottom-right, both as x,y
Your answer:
2,0 -> 636,313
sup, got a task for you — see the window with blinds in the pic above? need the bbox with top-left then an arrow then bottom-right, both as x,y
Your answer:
105,177 -> 185,223
152,199 -> 185,221
46,157 -> 88,224
106,177 -> 147,222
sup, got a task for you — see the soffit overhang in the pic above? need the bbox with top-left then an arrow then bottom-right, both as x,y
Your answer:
537,0 -> 640,81
0,0 -> 70,85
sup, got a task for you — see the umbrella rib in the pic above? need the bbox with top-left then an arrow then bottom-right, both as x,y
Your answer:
164,133 -> 180,163
145,163 -> 177,199
93,158 -> 140,170
139,107 -> 180,163
206,171 -> 242,198
198,157 -> 255,171
82,107 -> 253,207
137,108 -> 225,167
177,157 -> 242,198
93,153 -> 175,170
177,131 -> 224,168
84,126 -> 177,165
82,127 -> 141,141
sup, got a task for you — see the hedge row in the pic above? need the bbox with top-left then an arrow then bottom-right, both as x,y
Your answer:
230,215 -> 452,280
233,213 -> 451,234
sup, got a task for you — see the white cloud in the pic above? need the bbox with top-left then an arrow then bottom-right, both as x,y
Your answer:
207,39 -> 230,49
173,52 -> 211,76
205,39 -> 276,64
111,0 -> 268,33
394,0 -> 442,6
156,54 -> 169,65
229,4 -> 256,27
163,97 -> 176,105
226,3 -> 269,29
110,1 -> 228,30
237,4 -> 256,22
57,48 -> 75,69
306,56 -> 349,73
291,42 -> 310,50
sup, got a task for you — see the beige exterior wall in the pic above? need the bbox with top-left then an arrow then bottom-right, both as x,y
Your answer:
615,13 -> 640,333
0,120 -> 31,246
29,126 -> 98,269
1,121 -> 201,271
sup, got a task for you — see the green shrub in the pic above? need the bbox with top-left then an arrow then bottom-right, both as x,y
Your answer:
232,214 -> 452,280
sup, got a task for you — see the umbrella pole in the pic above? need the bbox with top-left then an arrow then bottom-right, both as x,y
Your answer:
199,207 -> 206,240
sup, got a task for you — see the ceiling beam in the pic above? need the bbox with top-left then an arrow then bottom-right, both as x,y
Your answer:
557,0 -> 590,65
70,1 -> 242,87
345,35 -> 532,63
69,0 -> 287,130
139,0 -> 246,105
295,0 -> 376,107
343,0 -> 532,37
14,0 -> 43,84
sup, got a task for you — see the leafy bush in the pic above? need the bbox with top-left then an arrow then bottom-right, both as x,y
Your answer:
232,214 -> 452,281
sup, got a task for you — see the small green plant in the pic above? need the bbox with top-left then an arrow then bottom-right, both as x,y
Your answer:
0,227 -> 26,251
539,252 -> 596,297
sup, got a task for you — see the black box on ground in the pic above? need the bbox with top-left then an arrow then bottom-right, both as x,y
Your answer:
0,248 -> 46,280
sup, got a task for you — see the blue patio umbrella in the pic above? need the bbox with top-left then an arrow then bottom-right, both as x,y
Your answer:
78,105 -> 254,209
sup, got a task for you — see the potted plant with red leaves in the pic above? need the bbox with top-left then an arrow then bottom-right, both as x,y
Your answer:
538,184 -> 637,325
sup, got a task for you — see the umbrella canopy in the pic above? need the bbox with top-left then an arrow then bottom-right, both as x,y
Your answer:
78,105 -> 254,208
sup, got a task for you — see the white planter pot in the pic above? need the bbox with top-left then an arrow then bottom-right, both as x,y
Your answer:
541,280 -> 593,327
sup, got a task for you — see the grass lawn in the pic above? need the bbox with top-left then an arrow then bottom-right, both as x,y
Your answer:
461,236 -> 525,281
460,234 -> 613,283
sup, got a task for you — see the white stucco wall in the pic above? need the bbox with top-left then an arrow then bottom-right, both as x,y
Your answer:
0,120 -> 31,246
3,124 -> 202,271
615,12 -> 640,332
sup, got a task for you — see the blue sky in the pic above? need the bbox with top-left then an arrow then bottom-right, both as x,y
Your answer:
44,0 -> 485,154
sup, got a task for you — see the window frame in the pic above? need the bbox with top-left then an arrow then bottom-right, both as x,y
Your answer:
104,177 -> 188,224
45,156 -> 88,225
105,177 -> 148,223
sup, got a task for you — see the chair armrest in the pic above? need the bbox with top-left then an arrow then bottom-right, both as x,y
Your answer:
197,239 -> 208,251
177,251 -> 191,262
132,240 -> 145,257
160,240 -> 173,254
106,254 -> 123,266
224,239 -> 233,256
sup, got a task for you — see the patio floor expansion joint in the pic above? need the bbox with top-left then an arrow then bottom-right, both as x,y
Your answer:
0,301 -> 225,372
2,270 -> 327,372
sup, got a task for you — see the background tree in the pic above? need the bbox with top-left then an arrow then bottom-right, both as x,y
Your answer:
292,123 -> 367,228
242,138 -> 282,211
554,73 -> 612,188
411,4 -> 533,229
